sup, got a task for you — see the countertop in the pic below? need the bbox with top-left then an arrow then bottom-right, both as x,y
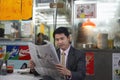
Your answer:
0,69 -> 42,80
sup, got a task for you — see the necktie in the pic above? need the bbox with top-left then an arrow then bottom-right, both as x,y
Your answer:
61,52 -> 66,66
60,52 -> 67,80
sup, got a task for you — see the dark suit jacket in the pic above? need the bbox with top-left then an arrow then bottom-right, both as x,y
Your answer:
56,46 -> 86,80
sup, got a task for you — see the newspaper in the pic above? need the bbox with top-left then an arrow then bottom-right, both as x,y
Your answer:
28,41 -> 60,78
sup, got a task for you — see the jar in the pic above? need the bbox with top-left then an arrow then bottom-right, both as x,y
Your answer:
97,33 -> 108,49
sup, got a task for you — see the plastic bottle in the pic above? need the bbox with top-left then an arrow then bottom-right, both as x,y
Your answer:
1,62 -> 7,75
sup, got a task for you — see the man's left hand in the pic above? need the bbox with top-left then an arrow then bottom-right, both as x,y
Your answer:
55,64 -> 71,76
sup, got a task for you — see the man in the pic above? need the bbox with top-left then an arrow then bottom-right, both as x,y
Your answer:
35,33 -> 46,45
29,27 -> 86,80
53,27 -> 86,80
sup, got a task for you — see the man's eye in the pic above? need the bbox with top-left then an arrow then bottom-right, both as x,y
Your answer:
55,39 -> 59,41
61,38 -> 64,40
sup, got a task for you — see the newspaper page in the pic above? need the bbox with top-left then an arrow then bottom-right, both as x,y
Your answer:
28,41 -> 60,78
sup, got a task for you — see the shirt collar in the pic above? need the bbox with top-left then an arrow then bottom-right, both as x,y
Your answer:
60,45 -> 71,55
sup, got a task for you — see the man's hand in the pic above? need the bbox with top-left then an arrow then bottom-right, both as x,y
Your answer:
55,64 -> 71,76
28,60 -> 35,69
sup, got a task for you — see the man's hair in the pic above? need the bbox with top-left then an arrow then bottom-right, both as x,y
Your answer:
37,33 -> 44,37
53,27 -> 70,38
0,28 -> 4,37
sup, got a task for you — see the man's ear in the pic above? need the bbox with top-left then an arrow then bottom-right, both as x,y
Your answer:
68,36 -> 71,42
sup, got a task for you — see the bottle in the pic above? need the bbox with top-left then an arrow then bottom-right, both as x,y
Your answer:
108,34 -> 114,49
1,62 -> 7,75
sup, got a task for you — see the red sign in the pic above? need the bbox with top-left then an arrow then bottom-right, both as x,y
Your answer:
86,52 -> 94,75
19,46 -> 31,60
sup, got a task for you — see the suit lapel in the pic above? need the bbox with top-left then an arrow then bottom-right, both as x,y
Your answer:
57,49 -> 61,61
66,46 -> 75,69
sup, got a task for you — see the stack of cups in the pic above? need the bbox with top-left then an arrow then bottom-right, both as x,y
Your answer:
97,33 -> 108,49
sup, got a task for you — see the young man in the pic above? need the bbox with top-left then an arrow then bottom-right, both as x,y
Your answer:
53,27 -> 86,80
29,27 -> 86,80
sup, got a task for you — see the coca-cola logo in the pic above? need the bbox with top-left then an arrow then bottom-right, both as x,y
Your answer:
19,49 -> 29,55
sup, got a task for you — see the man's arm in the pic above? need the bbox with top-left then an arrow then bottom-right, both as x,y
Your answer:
28,60 -> 40,76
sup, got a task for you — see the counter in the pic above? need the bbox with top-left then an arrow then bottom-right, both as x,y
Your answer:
0,70 -> 42,80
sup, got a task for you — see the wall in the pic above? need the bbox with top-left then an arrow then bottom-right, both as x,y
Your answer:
84,49 -> 120,80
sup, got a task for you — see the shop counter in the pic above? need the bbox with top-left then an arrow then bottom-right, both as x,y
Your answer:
0,69 -> 42,80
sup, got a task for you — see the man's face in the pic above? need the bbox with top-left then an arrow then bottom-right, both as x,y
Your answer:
55,33 -> 70,50
37,35 -> 42,43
